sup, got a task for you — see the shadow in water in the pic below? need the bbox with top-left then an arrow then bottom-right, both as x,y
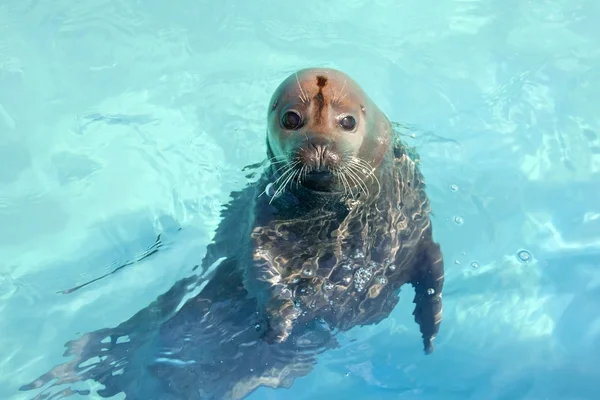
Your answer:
19,182 -> 340,400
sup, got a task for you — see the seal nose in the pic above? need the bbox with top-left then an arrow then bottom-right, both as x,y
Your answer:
295,142 -> 334,171
311,143 -> 327,169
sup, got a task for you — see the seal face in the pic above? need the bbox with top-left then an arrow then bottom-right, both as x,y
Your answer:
265,68 -> 391,194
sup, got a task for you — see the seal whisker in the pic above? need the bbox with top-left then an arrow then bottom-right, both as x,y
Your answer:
336,80 -> 348,104
277,162 -> 300,184
260,160 -> 300,198
272,161 -> 301,196
349,157 -> 375,177
344,162 -> 370,198
349,157 -> 381,197
295,165 -> 306,189
340,165 -> 361,199
295,72 -> 309,104
331,80 -> 348,106
336,167 -> 353,199
342,169 -> 357,199
302,163 -> 309,183
268,158 -> 288,165
271,168 -> 299,202
267,155 -> 289,167
361,161 -> 382,197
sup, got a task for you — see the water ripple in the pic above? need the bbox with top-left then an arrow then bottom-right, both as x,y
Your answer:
1,0 -> 599,399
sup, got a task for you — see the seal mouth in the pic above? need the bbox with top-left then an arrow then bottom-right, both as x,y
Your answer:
307,170 -> 332,178
267,143 -> 380,199
302,169 -> 337,192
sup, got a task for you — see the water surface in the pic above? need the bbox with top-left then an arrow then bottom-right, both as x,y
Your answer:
1,0 -> 599,399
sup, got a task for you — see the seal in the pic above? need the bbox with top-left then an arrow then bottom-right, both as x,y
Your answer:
247,67 -> 444,350
19,68 -> 444,400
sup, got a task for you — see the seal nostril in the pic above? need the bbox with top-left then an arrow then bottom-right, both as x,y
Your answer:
308,144 -> 329,169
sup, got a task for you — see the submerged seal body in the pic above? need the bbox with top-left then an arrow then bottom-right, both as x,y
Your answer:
20,68 -> 444,400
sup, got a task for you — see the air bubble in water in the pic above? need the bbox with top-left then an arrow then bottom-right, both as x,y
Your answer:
470,261 -> 479,269
376,276 -> 388,285
450,184 -> 458,191
301,268 -> 313,277
354,249 -> 365,259
426,288 -> 435,295
353,267 -> 373,292
454,216 -> 464,225
454,260 -> 460,265
517,250 -> 532,263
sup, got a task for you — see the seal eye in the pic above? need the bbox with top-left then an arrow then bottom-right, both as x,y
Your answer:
281,110 -> 302,130
340,115 -> 356,131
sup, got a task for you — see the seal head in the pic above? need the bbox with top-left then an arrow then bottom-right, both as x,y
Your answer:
266,68 -> 392,194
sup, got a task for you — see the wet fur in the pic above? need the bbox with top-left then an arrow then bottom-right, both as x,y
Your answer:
250,139 -> 443,348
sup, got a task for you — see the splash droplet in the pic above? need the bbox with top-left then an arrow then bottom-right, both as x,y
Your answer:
426,288 -> 435,295
517,250 -> 532,263
265,183 -> 275,197
450,184 -> 459,191
454,216 -> 464,225
470,261 -> 479,269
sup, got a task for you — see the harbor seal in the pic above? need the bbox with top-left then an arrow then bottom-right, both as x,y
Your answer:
250,67 -> 444,350
20,68 -> 444,400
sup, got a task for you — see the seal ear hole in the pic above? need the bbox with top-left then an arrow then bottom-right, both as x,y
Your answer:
281,110 -> 303,130
339,115 -> 357,131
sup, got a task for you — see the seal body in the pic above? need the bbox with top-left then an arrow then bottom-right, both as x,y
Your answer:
19,68 -> 444,400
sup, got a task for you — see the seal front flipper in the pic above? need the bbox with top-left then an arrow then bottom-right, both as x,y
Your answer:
410,226 -> 444,354
245,253 -> 300,344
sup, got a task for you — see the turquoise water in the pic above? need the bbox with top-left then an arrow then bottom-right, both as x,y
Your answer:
1,0 -> 600,399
